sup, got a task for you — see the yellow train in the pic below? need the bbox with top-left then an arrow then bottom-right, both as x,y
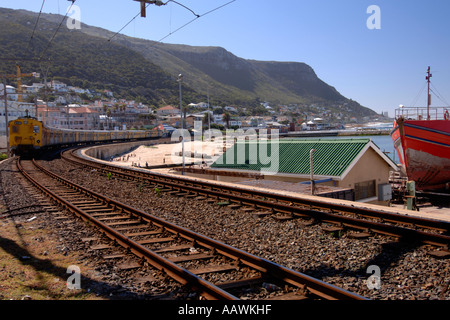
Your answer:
9,117 -> 162,155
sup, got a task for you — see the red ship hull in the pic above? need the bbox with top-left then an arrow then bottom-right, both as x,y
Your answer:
391,117 -> 450,191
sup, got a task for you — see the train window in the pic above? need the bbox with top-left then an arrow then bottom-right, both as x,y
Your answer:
33,126 -> 40,133
12,125 -> 19,133
14,121 -> 22,125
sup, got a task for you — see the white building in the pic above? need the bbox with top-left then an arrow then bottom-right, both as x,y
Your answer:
51,80 -> 67,92
0,101 -> 36,135
188,102 -> 209,109
224,106 -> 237,112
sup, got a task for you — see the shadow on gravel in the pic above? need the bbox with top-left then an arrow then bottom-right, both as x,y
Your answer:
362,239 -> 422,273
0,233 -> 171,300
0,155 -> 171,300
301,239 -> 422,281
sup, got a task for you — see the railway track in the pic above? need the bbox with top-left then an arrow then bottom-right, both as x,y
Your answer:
62,148 -> 450,251
16,157 -> 367,301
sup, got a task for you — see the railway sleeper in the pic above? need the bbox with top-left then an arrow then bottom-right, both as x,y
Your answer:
106,219 -> 141,227
427,249 -> 450,259
125,229 -> 163,237
188,264 -> 238,276
321,223 -> 374,240
152,244 -> 190,253
97,216 -> 132,222
117,261 -> 142,271
298,218 -> 318,226
272,213 -> 295,221
252,211 -> 272,218
20,157 -> 370,301
83,208 -> 116,213
321,226 -> 345,234
217,275 -> 309,300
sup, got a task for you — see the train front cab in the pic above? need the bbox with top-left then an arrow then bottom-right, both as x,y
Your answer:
8,118 -> 43,155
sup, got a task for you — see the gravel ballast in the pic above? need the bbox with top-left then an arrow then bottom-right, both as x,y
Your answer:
2,157 -> 449,300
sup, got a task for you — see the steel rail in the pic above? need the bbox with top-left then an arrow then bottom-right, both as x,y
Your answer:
63,150 -> 450,247
65,149 -> 450,233
17,158 -> 237,300
18,158 -> 367,300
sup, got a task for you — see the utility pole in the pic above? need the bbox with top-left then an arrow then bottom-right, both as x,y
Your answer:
207,83 -> 211,132
310,149 -> 316,195
2,77 -> 9,157
426,66 -> 432,120
135,0 -> 165,17
1,65 -> 39,156
178,74 -> 185,174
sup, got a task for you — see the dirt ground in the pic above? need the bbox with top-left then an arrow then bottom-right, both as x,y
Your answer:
0,158 -> 103,301
0,215 -> 103,300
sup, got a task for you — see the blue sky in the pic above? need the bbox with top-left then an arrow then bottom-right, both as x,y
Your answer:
1,0 -> 450,117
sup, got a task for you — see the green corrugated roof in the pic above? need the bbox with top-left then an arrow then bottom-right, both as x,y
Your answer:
211,139 -> 371,177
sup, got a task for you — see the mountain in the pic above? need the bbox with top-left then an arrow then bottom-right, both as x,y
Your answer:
0,7 -> 377,117
0,8 -> 199,106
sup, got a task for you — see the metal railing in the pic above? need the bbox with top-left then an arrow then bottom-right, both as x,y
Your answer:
395,106 -> 450,120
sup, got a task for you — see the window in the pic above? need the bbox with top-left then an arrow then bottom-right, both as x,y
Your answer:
354,180 -> 376,200
33,126 -> 40,133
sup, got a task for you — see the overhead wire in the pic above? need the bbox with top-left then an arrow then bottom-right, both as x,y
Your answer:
409,82 -> 426,107
430,83 -> 450,106
29,0 -> 46,41
169,0 -> 200,17
38,0 -> 77,62
158,0 -> 236,42
26,0 -> 46,56
108,2 -> 151,42
108,0 -> 237,43
107,0 -> 194,42
200,0 -> 237,17
13,0 -> 235,84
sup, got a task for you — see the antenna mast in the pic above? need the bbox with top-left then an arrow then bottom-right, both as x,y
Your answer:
426,66 -> 432,120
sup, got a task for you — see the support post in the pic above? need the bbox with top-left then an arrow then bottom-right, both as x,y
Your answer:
310,149 -> 316,195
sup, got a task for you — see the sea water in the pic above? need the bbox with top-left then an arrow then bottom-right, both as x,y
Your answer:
287,134 -> 397,162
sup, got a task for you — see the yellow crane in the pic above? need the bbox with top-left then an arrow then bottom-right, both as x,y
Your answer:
3,64 -> 39,102
15,64 -> 40,102
2,64 -> 39,156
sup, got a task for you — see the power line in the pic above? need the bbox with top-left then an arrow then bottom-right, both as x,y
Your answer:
38,0 -> 77,61
27,0 -> 46,53
157,0 -> 236,42
201,0 -> 236,17
108,2 -> 151,42
409,82 -> 426,107
108,0 -> 236,43
108,1 -> 181,42
430,82 -> 450,106
30,0 -> 46,41
169,1 -> 200,17
157,15 -> 199,43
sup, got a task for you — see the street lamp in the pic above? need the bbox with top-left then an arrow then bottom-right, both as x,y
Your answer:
310,149 -> 316,195
177,74 -> 185,174
2,78 -> 9,157
207,83 -> 211,132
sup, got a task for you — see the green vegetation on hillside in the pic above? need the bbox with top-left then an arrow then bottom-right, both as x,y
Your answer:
0,7 -> 378,117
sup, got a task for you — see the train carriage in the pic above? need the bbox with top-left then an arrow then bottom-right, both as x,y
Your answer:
79,131 -> 85,143
8,117 -> 163,156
